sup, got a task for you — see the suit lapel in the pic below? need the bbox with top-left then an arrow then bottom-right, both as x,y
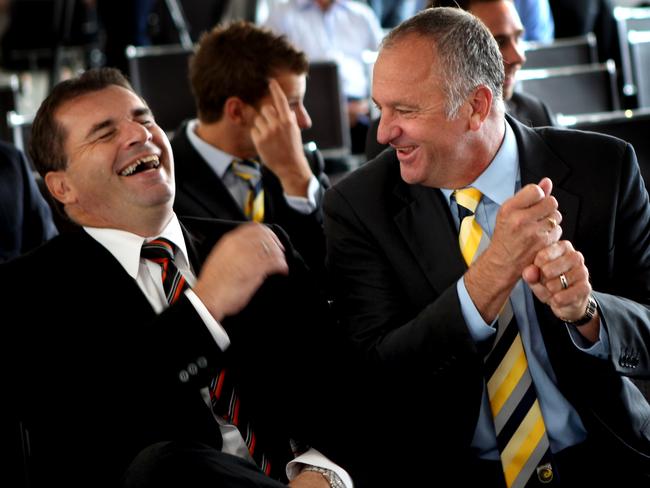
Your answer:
179,219 -> 212,273
393,180 -> 466,295
178,217 -> 242,273
509,115 -> 580,243
76,229 -> 158,319
173,124 -> 246,220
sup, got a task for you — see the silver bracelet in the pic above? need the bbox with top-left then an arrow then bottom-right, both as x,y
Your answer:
302,465 -> 346,488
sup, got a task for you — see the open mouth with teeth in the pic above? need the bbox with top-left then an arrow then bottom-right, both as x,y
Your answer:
119,154 -> 161,176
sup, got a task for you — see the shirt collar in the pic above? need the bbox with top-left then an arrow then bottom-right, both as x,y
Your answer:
186,119 -> 233,179
84,214 -> 190,280
441,119 -> 519,206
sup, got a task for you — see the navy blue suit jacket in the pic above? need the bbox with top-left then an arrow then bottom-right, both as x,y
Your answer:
0,141 -> 57,262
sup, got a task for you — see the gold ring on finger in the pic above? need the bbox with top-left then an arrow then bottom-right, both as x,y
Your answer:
559,272 -> 569,290
547,217 -> 557,230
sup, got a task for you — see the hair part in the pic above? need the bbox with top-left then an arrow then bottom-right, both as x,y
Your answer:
383,7 -> 504,118
190,20 -> 308,123
29,67 -> 136,178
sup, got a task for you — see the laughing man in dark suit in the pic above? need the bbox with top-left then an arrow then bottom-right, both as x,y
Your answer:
0,67 -> 350,488
325,8 -> 650,487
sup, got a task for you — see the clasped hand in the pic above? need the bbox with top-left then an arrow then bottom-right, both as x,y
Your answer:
469,178 -> 593,332
192,223 -> 288,322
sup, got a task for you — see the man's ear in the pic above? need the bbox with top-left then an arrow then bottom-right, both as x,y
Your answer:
223,96 -> 254,125
44,170 -> 76,205
468,85 -> 493,131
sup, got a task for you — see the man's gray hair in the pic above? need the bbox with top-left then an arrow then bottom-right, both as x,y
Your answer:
382,7 -> 504,118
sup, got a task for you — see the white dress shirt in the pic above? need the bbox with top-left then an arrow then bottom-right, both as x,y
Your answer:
84,215 -> 353,486
264,0 -> 384,99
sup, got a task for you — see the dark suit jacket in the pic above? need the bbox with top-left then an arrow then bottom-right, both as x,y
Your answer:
0,141 -> 57,262
506,90 -> 555,128
365,92 -> 555,161
171,121 -> 328,272
0,217 -> 335,488
324,115 -> 650,486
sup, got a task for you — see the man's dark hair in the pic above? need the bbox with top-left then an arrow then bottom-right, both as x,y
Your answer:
29,67 -> 136,178
189,20 -> 308,123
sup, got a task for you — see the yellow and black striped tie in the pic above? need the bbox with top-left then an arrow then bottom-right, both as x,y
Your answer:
454,188 -> 554,488
231,159 -> 265,223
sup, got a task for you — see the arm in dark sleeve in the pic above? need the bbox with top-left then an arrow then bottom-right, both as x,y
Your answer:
324,185 -> 480,375
0,142 -> 57,261
17,148 -> 58,251
595,143 -> 650,376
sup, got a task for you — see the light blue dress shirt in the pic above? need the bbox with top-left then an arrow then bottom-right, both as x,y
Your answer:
185,120 -> 319,214
440,121 -> 609,459
514,0 -> 555,42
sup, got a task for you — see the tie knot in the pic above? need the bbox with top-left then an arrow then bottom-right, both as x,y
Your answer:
141,237 -> 176,262
230,159 -> 262,182
453,187 -> 482,215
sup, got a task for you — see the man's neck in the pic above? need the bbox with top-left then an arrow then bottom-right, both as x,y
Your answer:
72,208 -> 174,238
195,120 -> 255,160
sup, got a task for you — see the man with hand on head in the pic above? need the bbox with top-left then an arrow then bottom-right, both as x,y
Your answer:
172,21 -> 328,273
325,7 -> 650,487
0,67 -> 351,488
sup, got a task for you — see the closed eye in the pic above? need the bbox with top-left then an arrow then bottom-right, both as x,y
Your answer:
95,129 -> 116,141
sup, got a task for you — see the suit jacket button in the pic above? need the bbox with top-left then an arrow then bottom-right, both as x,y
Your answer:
179,370 -> 190,383
197,356 -> 208,368
187,363 -> 198,375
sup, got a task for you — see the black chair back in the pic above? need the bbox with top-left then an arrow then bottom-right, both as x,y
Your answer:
516,61 -> 620,116
628,30 -> 650,108
614,6 -> 650,101
126,44 -> 195,134
557,107 -> 650,186
524,33 -> 598,69
302,61 -> 351,158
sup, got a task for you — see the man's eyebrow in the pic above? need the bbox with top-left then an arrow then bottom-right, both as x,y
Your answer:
133,106 -> 152,118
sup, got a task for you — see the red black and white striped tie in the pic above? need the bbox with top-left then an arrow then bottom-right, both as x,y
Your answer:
209,370 -> 279,477
142,238 -> 279,477
141,238 -> 187,305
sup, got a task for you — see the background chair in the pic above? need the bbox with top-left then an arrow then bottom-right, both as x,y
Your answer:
556,107 -> 650,186
516,61 -> 620,115
628,30 -> 650,109
0,0 -> 97,90
614,6 -> 650,103
6,110 -> 33,155
524,33 -> 599,69
302,60 -> 351,160
0,76 -> 20,145
125,43 -> 195,135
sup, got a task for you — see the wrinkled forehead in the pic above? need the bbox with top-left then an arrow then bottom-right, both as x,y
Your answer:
56,86 -> 147,129
374,35 -> 440,88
